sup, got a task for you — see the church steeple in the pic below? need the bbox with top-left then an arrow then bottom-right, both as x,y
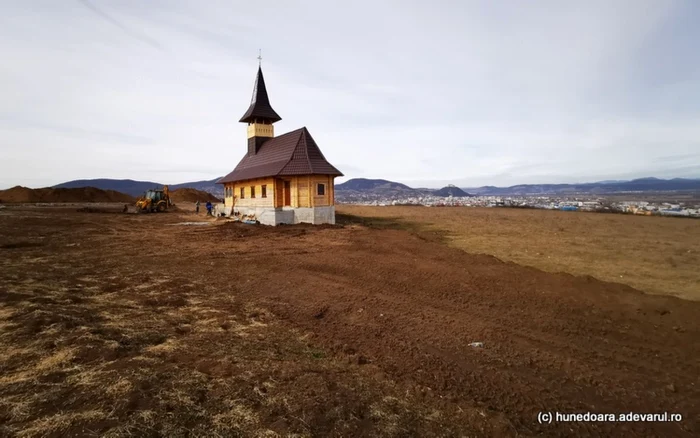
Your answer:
240,60 -> 281,156
239,65 -> 282,124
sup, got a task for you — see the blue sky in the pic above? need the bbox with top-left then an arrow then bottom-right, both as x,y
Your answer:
1,0 -> 699,189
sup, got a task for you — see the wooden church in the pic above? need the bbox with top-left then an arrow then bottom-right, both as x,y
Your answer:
218,63 -> 343,225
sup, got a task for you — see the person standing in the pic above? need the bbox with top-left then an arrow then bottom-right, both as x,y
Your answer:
195,200 -> 200,214
205,201 -> 213,216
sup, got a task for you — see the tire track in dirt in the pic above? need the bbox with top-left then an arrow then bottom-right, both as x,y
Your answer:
246,227 -> 700,437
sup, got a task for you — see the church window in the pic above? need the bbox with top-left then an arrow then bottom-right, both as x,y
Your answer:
317,183 -> 326,196
261,185 -> 267,198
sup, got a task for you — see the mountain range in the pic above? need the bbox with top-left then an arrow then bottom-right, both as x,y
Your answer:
462,177 -> 700,196
53,178 -> 224,198
334,177 -> 700,201
49,176 -> 700,201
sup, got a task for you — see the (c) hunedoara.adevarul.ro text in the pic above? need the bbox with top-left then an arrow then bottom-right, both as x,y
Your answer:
537,411 -> 683,424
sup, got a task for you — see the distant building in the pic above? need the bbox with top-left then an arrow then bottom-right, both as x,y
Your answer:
218,63 -> 343,225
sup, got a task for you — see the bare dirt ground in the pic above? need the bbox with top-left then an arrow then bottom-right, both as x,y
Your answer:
1,205 -> 699,437
338,205 -> 700,301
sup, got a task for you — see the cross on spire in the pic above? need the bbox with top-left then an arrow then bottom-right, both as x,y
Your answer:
257,49 -> 262,66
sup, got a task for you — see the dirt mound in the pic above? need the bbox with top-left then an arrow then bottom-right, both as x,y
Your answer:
169,188 -> 220,204
0,186 -> 134,203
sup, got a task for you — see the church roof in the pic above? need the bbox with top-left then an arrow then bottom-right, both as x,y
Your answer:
218,127 -> 343,183
239,66 -> 282,123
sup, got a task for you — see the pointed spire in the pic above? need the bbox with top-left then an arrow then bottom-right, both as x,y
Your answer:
239,63 -> 282,124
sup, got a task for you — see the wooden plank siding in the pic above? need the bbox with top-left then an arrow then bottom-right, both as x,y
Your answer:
226,175 -> 337,210
311,175 -> 332,207
225,177 -> 275,209
297,179 -> 309,208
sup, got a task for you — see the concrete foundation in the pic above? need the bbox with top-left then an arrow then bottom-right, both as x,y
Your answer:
217,205 -> 335,226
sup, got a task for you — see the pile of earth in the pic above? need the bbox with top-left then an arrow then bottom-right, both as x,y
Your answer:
170,188 -> 220,204
0,186 -> 135,203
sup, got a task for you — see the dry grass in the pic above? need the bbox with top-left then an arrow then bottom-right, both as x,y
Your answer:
2,206 -> 696,436
19,410 -> 108,438
34,348 -> 76,371
0,248 -> 479,437
338,205 -> 700,300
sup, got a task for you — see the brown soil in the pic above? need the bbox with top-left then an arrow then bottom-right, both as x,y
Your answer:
169,188 -> 221,204
0,206 -> 698,437
0,186 -> 134,204
338,205 -> 700,301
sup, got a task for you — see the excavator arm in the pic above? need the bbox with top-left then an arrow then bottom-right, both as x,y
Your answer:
163,185 -> 171,205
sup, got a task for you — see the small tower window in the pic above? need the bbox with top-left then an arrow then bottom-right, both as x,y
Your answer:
251,186 -> 256,198
240,187 -> 245,199
261,185 -> 267,198
317,183 -> 326,196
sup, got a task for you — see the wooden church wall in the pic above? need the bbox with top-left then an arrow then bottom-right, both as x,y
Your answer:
226,175 -> 337,210
227,177 -> 276,208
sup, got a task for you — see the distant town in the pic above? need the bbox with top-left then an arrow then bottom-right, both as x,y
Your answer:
337,193 -> 700,217
335,178 -> 700,218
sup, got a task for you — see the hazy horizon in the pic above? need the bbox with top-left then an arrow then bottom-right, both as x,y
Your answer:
3,174 -> 699,192
2,1 -> 699,189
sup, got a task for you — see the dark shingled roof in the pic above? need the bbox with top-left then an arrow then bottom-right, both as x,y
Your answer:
218,127 -> 343,184
239,66 -> 282,123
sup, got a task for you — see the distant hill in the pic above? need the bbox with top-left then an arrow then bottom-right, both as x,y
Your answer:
432,185 -> 472,197
53,179 -> 162,197
595,179 -> 628,184
335,178 -> 423,202
54,178 -> 224,198
335,178 -> 415,192
170,188 -> 220,204
169,179 -> 223,197
0,186 -> 135,203
464,178 -> 700,196
0,185 -> 221,205
334,177 -> 700,203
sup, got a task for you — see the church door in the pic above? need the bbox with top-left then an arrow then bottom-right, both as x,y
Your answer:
284,180 -> 291,206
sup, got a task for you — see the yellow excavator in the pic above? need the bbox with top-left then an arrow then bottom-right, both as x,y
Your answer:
135,185 -> 172,213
